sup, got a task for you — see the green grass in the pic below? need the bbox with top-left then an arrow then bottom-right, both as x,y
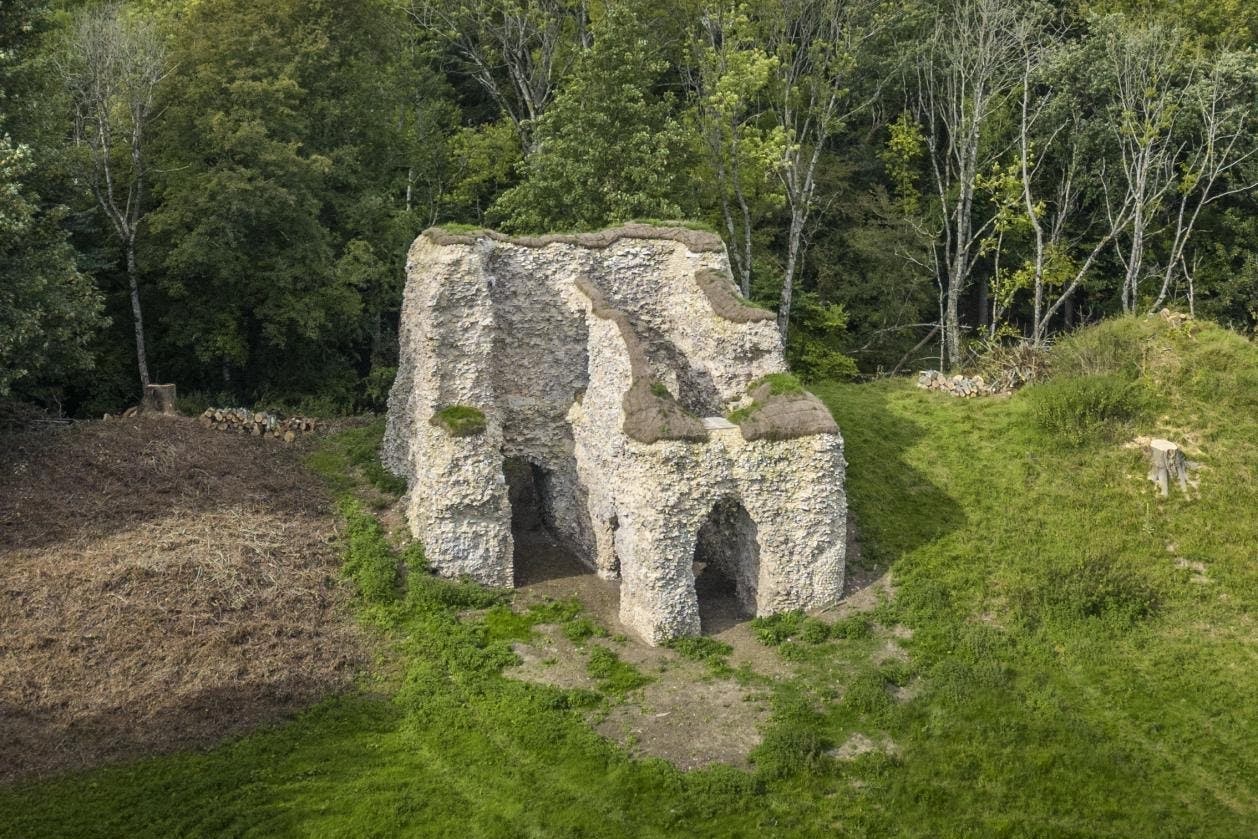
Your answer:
305,418 -> 406,496
2,317 -> 1254,837
585,648 -> 653,697
429,404 -> 486,437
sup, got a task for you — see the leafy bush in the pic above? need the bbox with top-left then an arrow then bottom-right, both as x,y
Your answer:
751,697 -> 829,779
1025,374 -> 1144,443
829,614 -> 873,640
361,365 -> 397,412
799,617 -> 832,644
842,671 -> 894,717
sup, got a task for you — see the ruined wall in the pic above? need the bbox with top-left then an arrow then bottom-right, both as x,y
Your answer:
385,224 -> 847,643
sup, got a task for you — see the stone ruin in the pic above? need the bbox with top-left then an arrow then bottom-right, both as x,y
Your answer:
383,224 -> 847,644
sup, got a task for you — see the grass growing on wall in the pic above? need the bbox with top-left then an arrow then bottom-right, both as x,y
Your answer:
1,317 -> 1254,837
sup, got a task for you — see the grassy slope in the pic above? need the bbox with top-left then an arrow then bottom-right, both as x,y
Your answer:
1,318 -> 1253,838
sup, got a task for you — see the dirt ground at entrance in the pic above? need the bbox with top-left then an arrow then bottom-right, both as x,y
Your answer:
505,521 -> 889,769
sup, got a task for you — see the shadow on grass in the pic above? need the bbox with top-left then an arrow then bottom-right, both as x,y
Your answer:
811,381 -> 967,575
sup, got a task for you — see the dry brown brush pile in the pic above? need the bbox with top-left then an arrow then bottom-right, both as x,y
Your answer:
0,417 -> 366,783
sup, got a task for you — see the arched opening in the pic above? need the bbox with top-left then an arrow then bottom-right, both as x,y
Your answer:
692,497 -> 759,634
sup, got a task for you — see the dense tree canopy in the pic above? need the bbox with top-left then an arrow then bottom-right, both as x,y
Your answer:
3,0 -> 1255,414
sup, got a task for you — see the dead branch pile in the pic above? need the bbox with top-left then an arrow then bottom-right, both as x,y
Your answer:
197,407 -> 317,442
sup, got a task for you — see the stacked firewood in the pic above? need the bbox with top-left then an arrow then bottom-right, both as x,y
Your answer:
917,370 -> 1010,398
198,408 -> 316,442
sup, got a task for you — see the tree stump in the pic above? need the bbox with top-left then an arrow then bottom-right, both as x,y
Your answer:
141,383 -> 178,416
1148,438 -> 1188,496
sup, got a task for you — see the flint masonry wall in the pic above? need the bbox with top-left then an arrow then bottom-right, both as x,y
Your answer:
384,224 -> 847,644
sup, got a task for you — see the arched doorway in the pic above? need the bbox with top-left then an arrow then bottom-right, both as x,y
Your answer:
692,497 -> 760,633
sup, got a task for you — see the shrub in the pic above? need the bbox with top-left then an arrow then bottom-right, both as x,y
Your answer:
799,617 -> 832,644
842,671 -> 893,717
1033,553 -> 1161,627
1025,374 -> 1144,443
829,614 -> 873,640
751,697 -> 828,779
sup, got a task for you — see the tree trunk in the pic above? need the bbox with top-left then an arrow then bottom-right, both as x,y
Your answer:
141,383 -> 177,415
778,214 -> 804,343
126,240 -> 151,390
1148,438 -> 1189,497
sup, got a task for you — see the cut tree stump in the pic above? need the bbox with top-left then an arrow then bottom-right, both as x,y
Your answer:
1148,438 -> 1189,496
142,384 -> 178,415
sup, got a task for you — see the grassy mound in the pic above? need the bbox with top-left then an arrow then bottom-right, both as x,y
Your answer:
2,316 -> 1253,837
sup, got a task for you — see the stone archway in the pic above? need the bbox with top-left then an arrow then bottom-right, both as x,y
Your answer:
692,497 -> 760,633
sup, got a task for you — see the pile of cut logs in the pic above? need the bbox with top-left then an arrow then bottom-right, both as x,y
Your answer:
198,408 -> 317,442
917,370 -> 1009,398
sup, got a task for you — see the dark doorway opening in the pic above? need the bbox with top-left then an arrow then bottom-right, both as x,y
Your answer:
504,456 -> 582,586
693,498 -> 760,634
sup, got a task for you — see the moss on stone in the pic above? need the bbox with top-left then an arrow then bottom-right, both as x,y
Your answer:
727,373 -> 836,441
430,405 -> 487,437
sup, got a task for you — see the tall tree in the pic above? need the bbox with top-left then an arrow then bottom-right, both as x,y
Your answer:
58,2 -> 167,390
911,0 -> 1038,367
405,0 -> 586,152
489,4 -> 689,232
765,0 -> 889,341
686,3 -> 786,297
148,0 -> 359,398
1,0 -> 104,399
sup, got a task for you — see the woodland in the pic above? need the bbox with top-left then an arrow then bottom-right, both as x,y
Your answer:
2,0 -> 1256,416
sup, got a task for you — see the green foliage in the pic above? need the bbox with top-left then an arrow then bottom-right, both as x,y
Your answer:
785,294 -> 859,382
489,5 -> 689,232
429,404 -> 486,437
1018,552 -> 1161,628
727,371 -> 807,424
3,318 -> 1257,838
750,696 -> 828,780
0,134 -> 104,398
750,610 -> 806,645
0,4 -> 105,399
664,636 -> 733,666
585,647 -> 652,696
1024,374 -> 1145,443
882,111 -> 924,214
307,419 -> 405,496
751,371 -> 804,396
829,614 -> 873,640
338,497 -> 399,603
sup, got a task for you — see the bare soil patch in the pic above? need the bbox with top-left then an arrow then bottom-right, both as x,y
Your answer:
0,417 -> 365,784
501,512 -> 899,770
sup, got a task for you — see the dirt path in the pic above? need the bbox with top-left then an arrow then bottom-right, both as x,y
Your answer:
0,417 -> 365,784
504,523 -> 889,770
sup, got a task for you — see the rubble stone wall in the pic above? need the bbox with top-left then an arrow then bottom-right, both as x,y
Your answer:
385,225 -> 848,643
